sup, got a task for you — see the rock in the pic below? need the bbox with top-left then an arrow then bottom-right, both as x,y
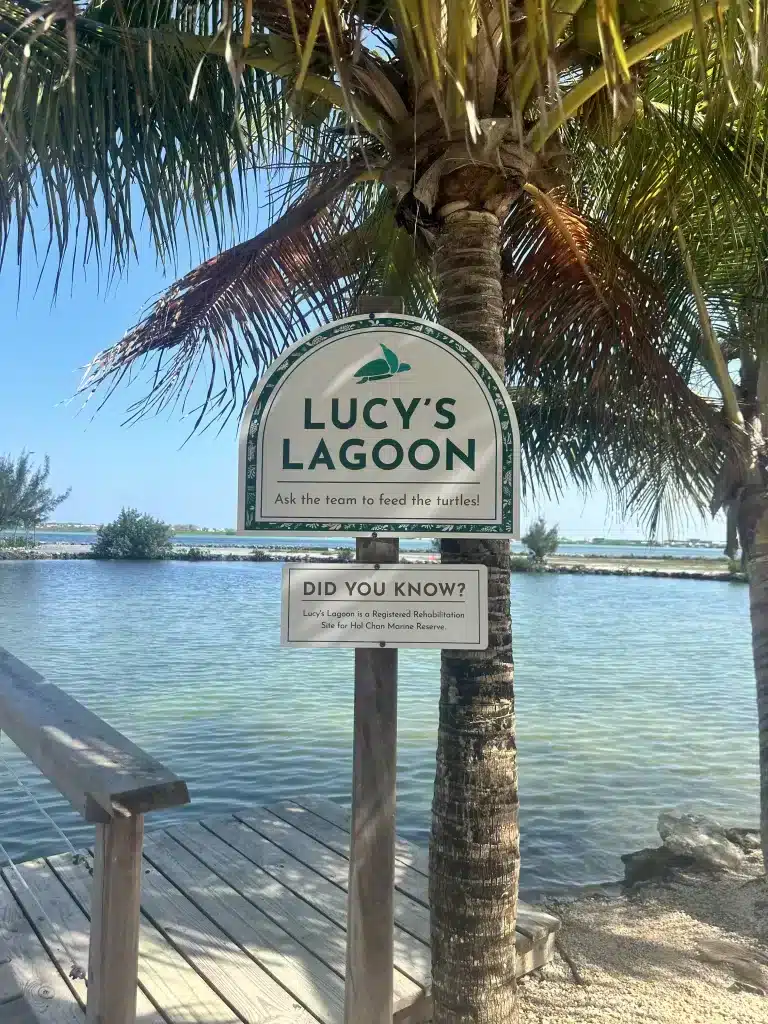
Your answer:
699,938 -> 768,994
724,827 -> 762,854
658,810 -> 749,872
621,845 -> 695,886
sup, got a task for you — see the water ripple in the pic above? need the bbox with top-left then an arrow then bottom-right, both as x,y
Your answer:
0,561 -> 757,897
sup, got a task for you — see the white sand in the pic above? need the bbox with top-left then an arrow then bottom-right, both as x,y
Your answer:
522,862 -> 767,1022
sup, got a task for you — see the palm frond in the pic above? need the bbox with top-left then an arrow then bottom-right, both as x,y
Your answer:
513,376 -> 726,537
0,0 -> 377,275
0,8 -> 278,272
78,172 -> 439,427
502,187 -> 728,532
78,159 -> 383,426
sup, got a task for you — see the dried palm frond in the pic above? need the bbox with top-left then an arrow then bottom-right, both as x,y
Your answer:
79,160 -> 379,425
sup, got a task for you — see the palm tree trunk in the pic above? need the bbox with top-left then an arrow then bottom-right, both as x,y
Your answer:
748,507 -> 768,866
430,209 -> 519,1024
733,352 -> 768,870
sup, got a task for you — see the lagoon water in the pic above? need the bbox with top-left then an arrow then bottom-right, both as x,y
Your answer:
0,559 -> 757,897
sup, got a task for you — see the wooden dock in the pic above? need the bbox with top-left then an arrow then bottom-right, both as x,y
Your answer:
0,796 -> 560,1023
0,648 -> 559,1023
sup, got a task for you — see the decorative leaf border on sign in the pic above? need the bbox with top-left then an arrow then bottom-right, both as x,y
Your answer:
240,315 -> 519,536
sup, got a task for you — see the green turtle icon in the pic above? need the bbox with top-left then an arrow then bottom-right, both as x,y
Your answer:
354,344 -> 411,383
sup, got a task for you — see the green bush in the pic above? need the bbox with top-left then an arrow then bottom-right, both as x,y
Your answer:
510,554 -> 534,572
336,547 -> 355,562
183,546 -> 207,561
93,508 -> 173,560
249,547 -> 272,561
522,517 -> 559,563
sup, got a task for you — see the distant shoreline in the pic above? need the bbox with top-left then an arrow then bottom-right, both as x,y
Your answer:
32,526 -> 724,550
0,542 -> 743,581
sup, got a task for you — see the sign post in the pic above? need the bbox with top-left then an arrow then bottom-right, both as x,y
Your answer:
238,306 -> 519,1024
346,535 -> 398,1024
347,296 -> 398,1024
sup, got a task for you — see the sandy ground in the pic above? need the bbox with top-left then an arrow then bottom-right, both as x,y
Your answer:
522,865 -> 767,1023
549,555 -> 730,577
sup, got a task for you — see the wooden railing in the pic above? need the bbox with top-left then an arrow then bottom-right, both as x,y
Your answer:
0,648 -> 190,1024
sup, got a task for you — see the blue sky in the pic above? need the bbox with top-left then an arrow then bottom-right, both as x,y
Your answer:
0,236 -> 725,541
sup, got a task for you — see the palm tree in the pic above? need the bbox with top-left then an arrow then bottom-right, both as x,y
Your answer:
572,61 -> 768,866
2,2 -> 765,1020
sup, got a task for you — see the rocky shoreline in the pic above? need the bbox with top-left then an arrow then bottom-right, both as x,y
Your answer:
521,811 -> 766,1022
0,543 -> 744,580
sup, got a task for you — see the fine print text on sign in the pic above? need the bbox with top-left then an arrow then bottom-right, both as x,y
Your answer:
238,315 -> 519,537
281,564 -> 489,649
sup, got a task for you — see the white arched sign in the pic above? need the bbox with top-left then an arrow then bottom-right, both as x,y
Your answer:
237,314 -> 519,537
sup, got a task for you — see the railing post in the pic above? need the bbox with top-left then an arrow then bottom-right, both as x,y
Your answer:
87,815 -> 144,1024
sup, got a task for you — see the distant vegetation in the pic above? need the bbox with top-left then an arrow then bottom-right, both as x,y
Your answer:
0,452 -> 70,536
522,518 -> 560,564
0,535 -> 38,550
93,509 -> 173,560
39,522 -> 240,534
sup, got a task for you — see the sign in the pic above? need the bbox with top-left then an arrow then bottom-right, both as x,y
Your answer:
281,563 -> 489,649
238,314 -> 519,537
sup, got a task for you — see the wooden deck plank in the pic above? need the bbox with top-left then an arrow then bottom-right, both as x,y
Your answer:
129,854 -> 319,1024
143,831 -> 345,1024
0,997 -> 45,1023
198,818 -> 430,994
235,810 -> 431,946
167,823 -> 354,982
292,797 -> 429,877
0,876 -> 83,1024
267,803 -> 429,910
290,798 -> 559,945
511,905 -> 562,943
3,859 -> 91,1011
49,853 -> 241,1024
164,823 -> 423,1013
0,939 -> 24,1006
1,799 -> 558,1024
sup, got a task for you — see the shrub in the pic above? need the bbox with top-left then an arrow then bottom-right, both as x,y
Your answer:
522,517 -> 559,563
183,546 -> 207,561
249,547 -> 272,561
93,508 -> 173,560
336,547 -> 355,562
510,555 -> 534,572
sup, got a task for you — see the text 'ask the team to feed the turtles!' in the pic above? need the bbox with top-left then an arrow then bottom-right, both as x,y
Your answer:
272,491 -> 481,507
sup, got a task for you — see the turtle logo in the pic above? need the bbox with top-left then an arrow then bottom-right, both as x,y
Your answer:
354,344 -> 411,384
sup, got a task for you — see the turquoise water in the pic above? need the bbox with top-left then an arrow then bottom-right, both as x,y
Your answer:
0,560 -> 757,898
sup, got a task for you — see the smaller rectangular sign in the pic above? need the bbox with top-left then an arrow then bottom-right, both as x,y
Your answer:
281,563 -> 488,649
